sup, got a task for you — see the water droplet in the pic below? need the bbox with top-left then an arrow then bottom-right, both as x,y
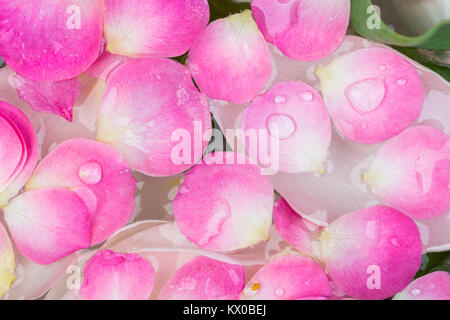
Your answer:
267,113 -> 297,139
397,78 -> 407,86
79,161 -> 102,185
273,95 -> 286,104
411,288 -> 421,296
301,91 -> 313,101
391,237 -> 400,247
378,64 -> 386,71
275,288 -> 284,297
345,78 -> 386,114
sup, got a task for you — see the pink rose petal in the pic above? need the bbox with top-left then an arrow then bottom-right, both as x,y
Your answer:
85,51 -> 129,80
273,198 -> 320,255
104,0 -> 209,58
252,0 -> 350,61
0,100 -> 37,207
3,188 -> 91,264
319,206 -> 423,299
393,271 -> 450,300
173,152 -> 274,251
242,81 -> 331,173
0,223 -> 15,298
13,74 -> 81,121
241,255 -> 332,300
364,126 -> 449,219
96,58 -> 211,177
188,10 -> 272,104
159,256 -> 244,300
0,0 -> 103,81
79,249 -> 155,300
25,138 -> 136,245
316,47 -> 423,144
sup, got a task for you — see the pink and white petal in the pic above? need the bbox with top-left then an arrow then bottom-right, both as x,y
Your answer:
25,138 -> 136,245
393,271 -> 450,300
242,81 -> 331,173
364,126 -> 450,219
0,100 -> 38,207
104,0 -> 209,58
96,58 -> 211,177
241,255 -> 331,300
79,249 -> 154,300
319,206 -> 423,300
85,51 -> 129,81
159,256 -> 244,300
273,198 -> 320,255
13,74 -> 81,121
0,0 -> 103,81
0,223 -> 15,298
252,0 -> 350,61
316,47 -> 423,144
3,188 -> 90,265
173,152 -> 274,252
188,10 -> 272,104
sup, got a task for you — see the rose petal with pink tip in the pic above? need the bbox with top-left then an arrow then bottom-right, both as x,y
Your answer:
173,152 -> 274,251
159,256 -> 244,300
13,74 -> 81,121
104,0 -> 209,58
0,0 -> 103,81
251,0 -> 350,61
316,48 -> 423,144
25,138 -> 136,245
79,249 -> 154,300
0,223 -> 15,298
364,126 -> 449,219
319,206 -> 423,300
241,255 -> 331,300
393,271 -> 450,300
0,100 -> 37,207
188,10 -> 272,104
242,81 -> 331,173
3,188 -> 90,264
273,198 -> 320,255
96,58 -> 211,177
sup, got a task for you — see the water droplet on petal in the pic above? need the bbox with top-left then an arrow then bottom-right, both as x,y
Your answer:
79,161 -> 102,185
267,113 -> 297,139
274,95 -> 286,104
397,78 -> 407,86
411,288 -> 421,296
345,78 -> 386,114
301,91 -> 313,101
275,288 -> 284,297
390,237 -> 400,247
378,64 -> 386,71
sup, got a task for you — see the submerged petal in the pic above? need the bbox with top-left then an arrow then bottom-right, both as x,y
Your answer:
3,188 -> 90,264
159,256 -> 244,300
316,48 -> 423,144
188,10 -> 272,104
241,254 -> 331,300
0,0 -> 103,81
364,126 -> 450,219
104,0 -> 209,57
252,0 -> 350,61
319,206 -> 423,299
25,139 -> 136,245
173,152 -> 274,251
96,58 -> 211,177
80,249 -> 155,300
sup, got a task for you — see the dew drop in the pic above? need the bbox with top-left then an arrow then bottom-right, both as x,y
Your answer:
301,91 -> 313,101
345,78 -> 386,114
397,78 -> 407,86
378,64 -> 386,71
275,288 -> 284,297
78,161 -> 102,185
267,113 -> 297,139
273,95 -> 286,104
411,288 -> 421,296
390,237 -> 400,247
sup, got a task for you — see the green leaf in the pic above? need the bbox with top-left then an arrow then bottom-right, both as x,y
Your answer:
208,0 -> 250,22
415,251 -> 450,279
351,0 -> 450,50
